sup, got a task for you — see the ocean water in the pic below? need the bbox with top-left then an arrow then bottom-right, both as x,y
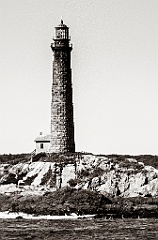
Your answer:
0,218 -> 157,240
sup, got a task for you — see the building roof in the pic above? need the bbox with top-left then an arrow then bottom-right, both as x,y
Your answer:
34,134 -> 51,142
57,19 -> 68,28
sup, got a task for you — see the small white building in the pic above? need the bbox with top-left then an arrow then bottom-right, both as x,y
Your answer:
34,132 -> 51,154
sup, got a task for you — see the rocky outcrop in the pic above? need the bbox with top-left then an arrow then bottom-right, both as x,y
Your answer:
0,153 -> 157,197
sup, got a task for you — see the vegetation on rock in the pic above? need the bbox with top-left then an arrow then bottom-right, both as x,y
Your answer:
0,188 -> 111,215
1,153 -> 158,168
0,154 -> 30,165
0,189 -> 157,218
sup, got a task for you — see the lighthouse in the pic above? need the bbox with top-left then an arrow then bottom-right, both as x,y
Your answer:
49,19 -> 75,153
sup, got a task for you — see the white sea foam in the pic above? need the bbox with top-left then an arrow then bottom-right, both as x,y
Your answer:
0,211 -> 95,220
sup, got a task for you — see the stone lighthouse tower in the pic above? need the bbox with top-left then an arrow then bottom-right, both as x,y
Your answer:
50,20 -> 75,153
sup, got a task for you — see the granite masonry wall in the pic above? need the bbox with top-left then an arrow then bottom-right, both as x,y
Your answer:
50,24 -> 75,153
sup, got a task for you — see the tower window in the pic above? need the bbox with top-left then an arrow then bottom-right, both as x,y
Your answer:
40,143 -> 44,149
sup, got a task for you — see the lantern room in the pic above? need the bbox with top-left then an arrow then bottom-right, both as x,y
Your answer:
54,19 -> 70,40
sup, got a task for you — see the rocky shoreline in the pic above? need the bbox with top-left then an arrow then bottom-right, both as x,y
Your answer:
0,153 -> 157,219
0,188 -> 158,219
0,153 -> 158,198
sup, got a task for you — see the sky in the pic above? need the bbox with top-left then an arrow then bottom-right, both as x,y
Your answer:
0,0 -> 158,155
